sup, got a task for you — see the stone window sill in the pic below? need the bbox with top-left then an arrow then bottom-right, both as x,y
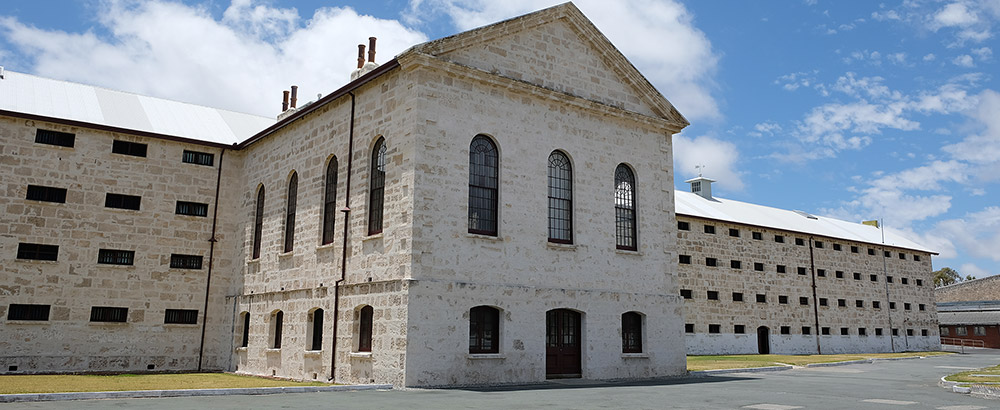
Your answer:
316,242 -> 336,251
88,321 -> 129,326
265,348 -> 281,354
277,251 -> 294,259
546,242 -> 577,251
467,353 -> 505,360
350,352 -> 373,360
247,259 -> 260,266
303,350 -> 323,357
5,320 -> 51,326
14,259 -> 59,265
466,233 -> 502,242
615,249 -> 641,256
621,353 -> 648,359
363,233 -> 384,243
235,346 -> 247,352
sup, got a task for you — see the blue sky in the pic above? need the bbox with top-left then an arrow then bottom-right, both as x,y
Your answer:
2,0 -> 998,278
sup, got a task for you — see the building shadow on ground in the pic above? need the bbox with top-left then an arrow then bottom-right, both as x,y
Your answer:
444,374 -> 757,392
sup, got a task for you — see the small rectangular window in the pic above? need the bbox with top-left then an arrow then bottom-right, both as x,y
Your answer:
919,304 -> 925,311
732,292 -> 744,302
90,306 -> 128,322
851,246 -> 859,253
734,325 -> 745,334
707,291 -> 719,300
868,248 -> 876,255
799,297 -> 809,305
819,298 -> 828,306
708,324 -> 720,334
873,301 -> 881,309
901,277 -> 909,285
754,262 -> 764,271
904,303 -> 911,311
853,272 -> 861,280
887,276 -> 893,283
817,269 -> 826,277
814,241 -> 824,248
169,254 -> 203,269
98,249 -> 135,266
890,302 -> 896,309
704,225 -> 716,234
730,260 -> 741,269
779,295 -> 788,304
776,265 -> 787,273
838,299 -> 846,307
780,326 -> 790,335
906,329 -> 914,336
892,328 -> 899,336
922,329 -> 929,337
164,309 -> 198,324
797,267 -> 807,275
883,250 -> 891,257
175,201 -> 209,217
685,323 -> 694,333
728,228 -> 739,237
35,129 -> 75,147
859,328 -> 867,336
774,235 -> 784,243
875,328 -> 883,336
795,238 -> 805,246
756,294 -> 767,303
105,193 -> 141,210
16,243 -> 59,261
941,326 -> 950,336
112,140 -> 147,157
26,185 -> 67,203
678,221 -> 690,231
679,255 -> 691,264
914,255 -> 921,262
705,257 -> 717,267
7,304 -> 50,321
870,274 -> 878,282
802,326 -> 811,335
752,232 -> 762,240
916,279 -> 923,286
898,252 -> 906,260
821,327 -> 830,335
841,327 -> 849,335
855,300 -> 864,308
957,327 -> 968,336
833,244 -> 842,251
835,270 -> 844,278
182,150 -> 214,166
680,289 -> 692,299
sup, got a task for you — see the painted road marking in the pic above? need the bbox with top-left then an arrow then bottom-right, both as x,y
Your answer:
743,405 -> 804,410
935,366 -> 976,369
936,406 -> 988,410
863,399 -> 917,405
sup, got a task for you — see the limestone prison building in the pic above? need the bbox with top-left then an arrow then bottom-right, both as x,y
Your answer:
0,3 -> 938,388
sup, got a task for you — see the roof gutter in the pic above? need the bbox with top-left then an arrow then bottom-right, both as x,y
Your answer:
237,59 -> 400,149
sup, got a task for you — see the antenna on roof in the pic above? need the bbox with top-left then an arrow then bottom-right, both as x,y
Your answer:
695,164 -> 705,177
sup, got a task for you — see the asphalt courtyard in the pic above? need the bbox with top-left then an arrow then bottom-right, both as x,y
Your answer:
6,350 -> 1000,410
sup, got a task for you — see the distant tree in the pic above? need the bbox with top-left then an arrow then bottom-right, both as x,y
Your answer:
966,275 -> 977,281
933,267 -> 961,287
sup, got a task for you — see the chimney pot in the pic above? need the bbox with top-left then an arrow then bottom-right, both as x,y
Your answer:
282,90 -> 290,112
357,44 -> 366,69
290,85 -> 298,109
368,37 -> 377,63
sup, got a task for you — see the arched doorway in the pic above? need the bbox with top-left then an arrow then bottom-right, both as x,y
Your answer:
757,326 -> 770,354
546,309 -> 581,378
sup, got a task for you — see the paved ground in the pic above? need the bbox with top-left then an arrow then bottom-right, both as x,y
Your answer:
6,351 -> 1000,409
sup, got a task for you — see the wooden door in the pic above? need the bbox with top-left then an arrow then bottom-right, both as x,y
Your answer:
546,309 -> 581,378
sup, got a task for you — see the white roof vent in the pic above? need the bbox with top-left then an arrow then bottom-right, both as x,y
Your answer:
685,176 -> 716,200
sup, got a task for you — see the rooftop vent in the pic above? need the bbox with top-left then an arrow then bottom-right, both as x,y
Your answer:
793,210 -> 818,220
685,176 -> 716,200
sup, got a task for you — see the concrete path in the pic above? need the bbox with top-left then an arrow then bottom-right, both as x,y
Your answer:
5,352 -> 1000,409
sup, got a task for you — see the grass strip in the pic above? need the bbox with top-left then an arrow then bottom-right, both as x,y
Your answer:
944,364 -> 1000,384
0,373 -> 328,395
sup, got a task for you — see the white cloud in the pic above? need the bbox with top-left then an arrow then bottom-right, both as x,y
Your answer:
972,46 -> 993,59
932,3 -> 980,29
923,53 -> 937,61
672,134 -> 743,191
937,207 -> 1000,262
887,52 -> 907,64
959,263 -> 992,277
0,1 -> 428,117
749,121 -> 782,137
953,54 -> 975,66
405,0 -> 722,121
943,89 -> 1000,165
775,71 -> 818,91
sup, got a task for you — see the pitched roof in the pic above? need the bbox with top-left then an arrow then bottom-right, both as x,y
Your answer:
0,70 -> 273,145
402,2 -> 688,126
675,190 -> 936,254
938,311 -> 1000,325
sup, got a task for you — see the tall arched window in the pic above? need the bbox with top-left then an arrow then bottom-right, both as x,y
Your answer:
309,308 -> 324,351
252,186 -> 265,259
358,305 -> 374,352
614,164 -> 637,250
548,151 -> 572,243
240,311 -> 250,348
271,310 -> 283,349
622,311 -> 643,353
468,135 -> 499,236
322,158 -> 338,245
368,138 -> 386,235
469,306 -> 500,354
284,172 -> 297,253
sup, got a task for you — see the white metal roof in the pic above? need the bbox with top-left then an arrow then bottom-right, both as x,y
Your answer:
0,70 -> 273,145
675,190 -> 935,254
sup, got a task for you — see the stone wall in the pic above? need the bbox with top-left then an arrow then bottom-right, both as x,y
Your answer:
936,275 -> 1000,303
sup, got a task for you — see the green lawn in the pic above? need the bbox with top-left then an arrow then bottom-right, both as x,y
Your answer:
0,373 -> 328,395
688,351 -> 951,371
944,364 -> 1000,384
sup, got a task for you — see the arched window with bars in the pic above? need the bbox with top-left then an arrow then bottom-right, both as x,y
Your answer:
368,138 -> 386,235
547,151 -> 572,243
614,164 -> 637,250
468,135 -> 499,236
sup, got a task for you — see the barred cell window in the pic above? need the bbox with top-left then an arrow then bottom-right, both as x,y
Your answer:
851,246 -> 859,253
780,326 -> 790,335
836,270 -> 844,278
707,291 -> 719,300
175,201 -> 208,217
859,328 -> 867,336
678,221 -> 690,231
817,269 -> 826,277
728,228 -> 739,237
322,157 -> 338,245
840,327 -> 849,335
916,279 -> 923,286
795,238 -> 805,246
922,329 -> 929,337
899,252 -> 906,260
679,255 -> 691,264
732,292 -> 744,302
833,244 -> 842,251
111,140 -> 147,157
774,235 -> 784,243
754,262 -> 764,271
735,325 -> 745,334
756,294 -> 767,303
685,323 -> 695,333
853,272 -> 862,280
35,129 -> 75,147
730,260 -> 742,269
310,309 -> 324,351
182,150 -> 214,166
802,326 -> 811,335
7,304 -> 50,321
708,324 -> 721,334
838,299 -> 847,307
873,301 -> 881,309
26,185 -> 67,203
621,311 -> 643,353
97,249 -> 135,265
470,306 -> 500,354
614,164 -> 637,250
776,265 -> 786,273
822,327 -> 831,335
91,306 -> 128,323
814,241 -> 824,248
800,297 -> 809,305
875,328 -> 884,336
164,309 -> 198,324
469,136 -> 499,236
16,243 -> 59,261
884,250 -> 891,258
919,304 -> 925,311
779,295 -> 788,304
819,298 -> 828,306
547,151 -> 573,243
871,274 -> 878,282
797,267 -> 807,275
169,254 -> 203,270
680,289 -> 692,299
704,225 -> 716,234
252,186 -> 265,259
868,248 -> 876,255
901,277 -> 909,285
105,193 -> 141,210
855,300 -> 864,308
705,257 -> 717,267
914,255 -> 922,262
752,232 -> 763,240
284,172 -> 297,253
368,137 -> 387,236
